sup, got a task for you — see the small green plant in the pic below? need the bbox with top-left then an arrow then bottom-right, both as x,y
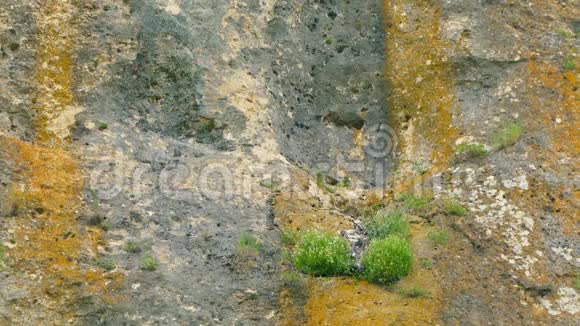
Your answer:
100,221 -> 111,231
575,274 -> 580,290
324,185 -> 337,194
342,176 -> 351,187
281,231 -> 300,247
93,259 -> 115,271
0,244 -> 9,269
492,122 -> 523,149
428,229 -> 448,246
420,258 -> 433,270
293,231 -> 354,276
563,56 -> 576,70
395,193 -> 431,211
455,143 -> 489,159
399,286 -> 428,298
316,172 -> 325,186
238,233 -> 263,257
142,255 -> 159,271
365,210 -> 410,239
444,199 -> 468,216
125,241 -> 141,254
260,180 -> 274,189
362,236 -> 413,284
412,161 -> 429,175
281,271 -> 302,287
98,123 -> 108,131
325,36 -> 333,45
555,29 -> 575,38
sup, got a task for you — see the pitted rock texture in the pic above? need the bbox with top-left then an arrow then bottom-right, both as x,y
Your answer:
0,0 -> 578,325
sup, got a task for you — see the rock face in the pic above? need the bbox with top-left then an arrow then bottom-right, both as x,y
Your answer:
0,0 -> 578,325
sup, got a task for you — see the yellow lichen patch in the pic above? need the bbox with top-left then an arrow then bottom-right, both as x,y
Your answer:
0,136 -> 124,319
0,0 -> 123,321
33,0 -> 82,143
277,287 -> 306,326
384,0 -> 458,177
274,192 -> 354,233
526,61 -> 579,234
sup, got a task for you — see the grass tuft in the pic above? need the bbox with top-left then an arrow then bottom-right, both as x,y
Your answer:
365,210 -> 410,239
142,255 -> 159,271
342,176 -> 351,187
563,56 -> 576,70
492,122 -> 523,149
281,231 -> 300,247
0,245 -> 9,269
238,233 -> 263,257
455,143 -> 489,159
443,199 -> 468,216
420,258 -> 433,270
125,240 -> 141,254
93,259 -> 115,271
428,229 -> 448,246
399,286 -> 428,298
395,193 -> 431,211
293,231 -> 354,276
362,236 -> 413,284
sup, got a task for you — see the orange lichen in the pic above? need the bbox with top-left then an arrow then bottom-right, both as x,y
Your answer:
525,61 -> 579,234
383,0 -> 458,178
33,0 -> 79,143
0,0 -> 123,321
274,192 -> 354,234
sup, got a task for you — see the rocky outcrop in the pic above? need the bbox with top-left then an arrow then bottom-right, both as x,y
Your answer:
0,0 -> 578,325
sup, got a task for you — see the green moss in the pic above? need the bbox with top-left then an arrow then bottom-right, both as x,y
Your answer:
293,231 -> 354,276
428,229 -> 448,247
325,36 -> 333,45
362,236 -> 413,284
93,259 -> 115,271
443,199 -> 468,216
455,143 -> 489,158
142,255 -> 159,271
492,122 -> 523,149
98,123 -> 108,131
365,210 -> 409,239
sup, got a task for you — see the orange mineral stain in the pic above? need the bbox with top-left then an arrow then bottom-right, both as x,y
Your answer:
0,0 -> 122,322
384,0 -> 458,180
